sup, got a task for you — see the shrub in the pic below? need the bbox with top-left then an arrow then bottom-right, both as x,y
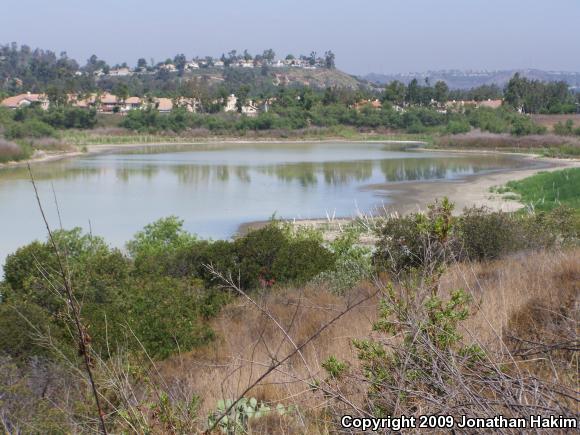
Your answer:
457,207 -> 519,261
0,138 -> 28,162
127,216 -> 197,275
445,120 -> 471,134
510,116 -> 546,136
234,224 -> 334,289
373,198 -> 456,276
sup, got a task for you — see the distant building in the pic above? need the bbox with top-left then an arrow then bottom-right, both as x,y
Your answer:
213,60 -> 225,68
237,60 -> 254,68
175,97 -> 200,113
478,99 -> 503,109
224,94 -> 238,112
354,99 -> 382,111
185,61 -> 199,70
242,101 -> 259,117
159,64 -> 177,72
108,67 -> 132,77
123,96 -> 142,111
153,97 -> 173,113
445,99 -> 503,111
223,94 -> 260,116
97,92 -> 120,112
0,92 -> 49,110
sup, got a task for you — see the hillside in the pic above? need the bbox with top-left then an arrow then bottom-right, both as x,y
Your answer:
363,69 -> 580,89
179,66 -> 365,91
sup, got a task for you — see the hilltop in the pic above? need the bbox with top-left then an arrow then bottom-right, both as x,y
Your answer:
178,66 -> 364,91
0,43 -> 366,97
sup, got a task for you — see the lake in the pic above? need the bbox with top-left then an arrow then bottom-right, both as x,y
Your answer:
0,142 -> 536,268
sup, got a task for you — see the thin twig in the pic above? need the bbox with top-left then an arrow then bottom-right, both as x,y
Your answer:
28,164 -> 108,435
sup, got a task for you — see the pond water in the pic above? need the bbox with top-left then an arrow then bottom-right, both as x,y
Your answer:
0,142 -> 535,269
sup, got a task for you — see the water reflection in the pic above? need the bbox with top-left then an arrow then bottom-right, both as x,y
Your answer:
0,142 -> 539,270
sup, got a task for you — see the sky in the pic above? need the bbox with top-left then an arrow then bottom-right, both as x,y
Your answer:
2,0 -> 579,75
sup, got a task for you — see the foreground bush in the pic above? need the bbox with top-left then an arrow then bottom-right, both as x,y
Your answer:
374,200 -> 578,273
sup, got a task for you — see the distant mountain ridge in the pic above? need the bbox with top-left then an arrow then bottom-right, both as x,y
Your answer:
362,69 -> 580,90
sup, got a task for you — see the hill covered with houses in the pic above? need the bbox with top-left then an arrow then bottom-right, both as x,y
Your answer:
0,43 -> 362,99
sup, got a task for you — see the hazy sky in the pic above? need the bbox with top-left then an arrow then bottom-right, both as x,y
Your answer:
2,0 -> 579,74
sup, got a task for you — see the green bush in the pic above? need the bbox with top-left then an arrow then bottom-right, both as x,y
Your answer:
510,116 -> 546,136
457,207 -> 520,261
373,198 -> 456,276
446,120 -> 471,134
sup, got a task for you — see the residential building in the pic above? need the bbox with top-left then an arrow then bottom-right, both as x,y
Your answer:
224,94 -> 238,112
97,92 -> 120,112
0,92 -> 49,110
478,99 -> 503,109
154,97 -> 173,113
242,101 -> 259,117
123,96 -> 142,111
160,64 -> 177,72
108,67 -> 132,77
354,99 -> 382,111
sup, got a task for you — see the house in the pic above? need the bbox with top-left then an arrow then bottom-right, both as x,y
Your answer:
108,67 -> 132,77
242,101 -> 259,117
154,97 -> 173,113
97,92 -> 120,112
478,99 -> 503,109
68,93 -> 93,109
237,60 -> 254,68
0,92 -> 49,110
213,60 -> 225,68
123,96 -> 142,111
159,64 -> 177,72
354,99 -> 382,111
175,97 -> 200,113
224,94 -> 238,112
185,61 -> 199,70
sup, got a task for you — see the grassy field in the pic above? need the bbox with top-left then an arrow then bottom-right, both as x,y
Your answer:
501,167 -> 580,211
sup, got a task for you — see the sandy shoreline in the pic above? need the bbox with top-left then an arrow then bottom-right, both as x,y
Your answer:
239,154 -> 580,234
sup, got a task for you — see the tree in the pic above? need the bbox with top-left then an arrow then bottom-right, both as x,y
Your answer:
505,73 -> 526,112
406,79 -> 420,105
309,51 -> 317,66
46,85 -> 67,107
262,49 -> 276,63
137,58 -> 147,70
382,80 -> 406,106
114,83 -> 129,104
243,49 -> 252,61
433,81 -> 449,105
173,53 -> 187,73
324,50 -> 336,69
235,85 -> 251,112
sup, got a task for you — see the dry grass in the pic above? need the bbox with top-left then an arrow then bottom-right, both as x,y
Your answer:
532,114 -> 580,130
155,247 -> 579,430
442,249 -> 579,351
436,130 -> 580,151
0,138 -> 24,162
158,282 -> 379,424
